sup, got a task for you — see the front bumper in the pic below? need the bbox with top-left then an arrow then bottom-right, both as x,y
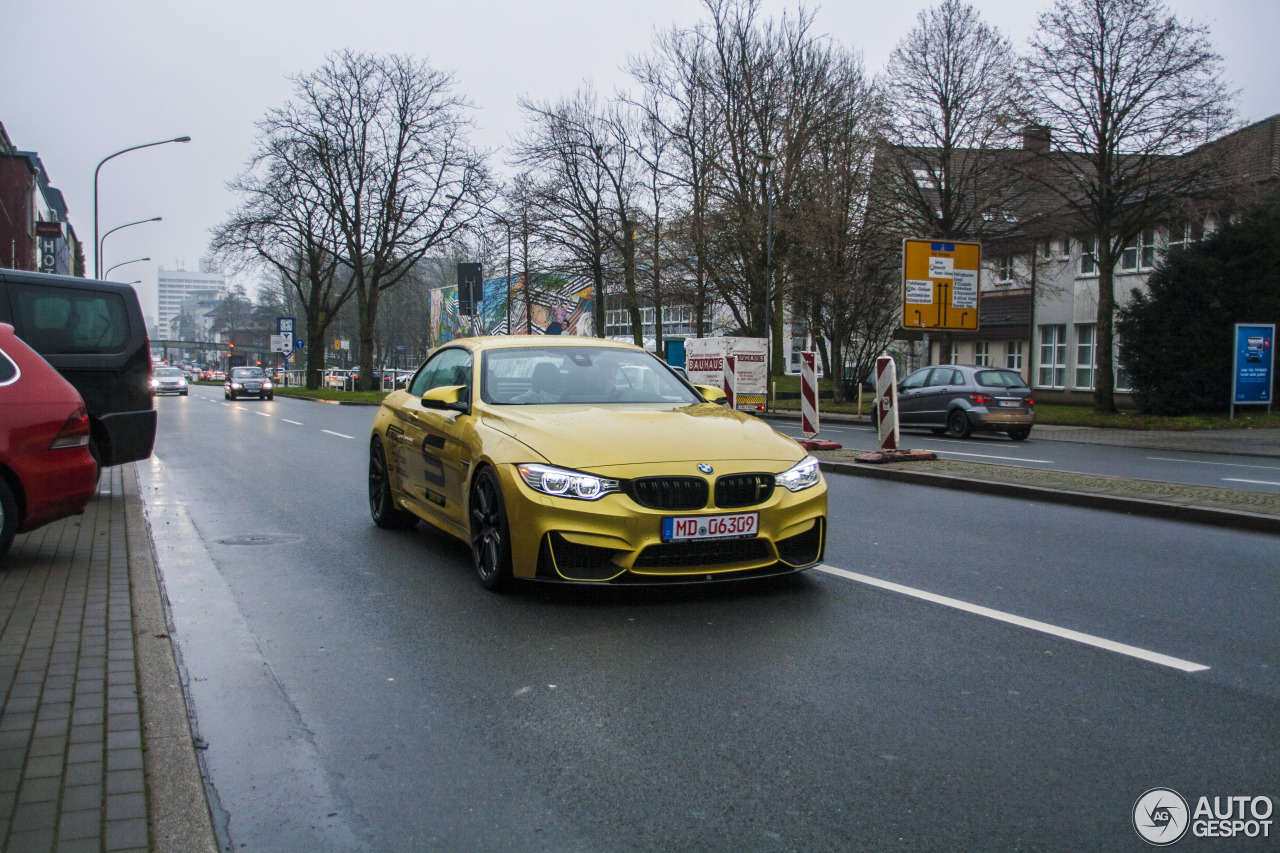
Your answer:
495,463 -> 827,583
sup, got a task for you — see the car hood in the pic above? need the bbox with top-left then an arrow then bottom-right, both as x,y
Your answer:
480,402 -> 805,470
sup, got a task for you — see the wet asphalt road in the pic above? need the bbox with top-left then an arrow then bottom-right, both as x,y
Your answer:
139,389 -> 1279,851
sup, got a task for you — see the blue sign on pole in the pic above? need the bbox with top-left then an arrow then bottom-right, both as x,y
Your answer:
1231,323 -> 1274,418
295,339 -> 306,350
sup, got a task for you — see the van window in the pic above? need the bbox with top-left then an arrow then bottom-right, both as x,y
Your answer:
12,284 -> 130,354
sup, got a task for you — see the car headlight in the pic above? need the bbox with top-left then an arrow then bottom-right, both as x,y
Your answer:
149,378 -> 159,388
231,382 -> 242,389
776,455 -> 821,492
517,464 -> 620,501
263,380 -> 273,389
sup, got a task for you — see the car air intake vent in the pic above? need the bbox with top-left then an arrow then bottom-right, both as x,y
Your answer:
626,477 -> 708,511
714,473 -> 774,508
634,538 -> 772,569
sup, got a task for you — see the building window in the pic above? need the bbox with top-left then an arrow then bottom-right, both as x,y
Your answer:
1079,237 -> 1098,276
947,341 -> 959,364
994,256 -> 1014,284
1165,221 -> 1203,255
1005,340 -> 1023,370
1120,229 -> 1157,271
1075,323 -> 1096,389
974,342 -> 990,366
1038,325 -> 1066,388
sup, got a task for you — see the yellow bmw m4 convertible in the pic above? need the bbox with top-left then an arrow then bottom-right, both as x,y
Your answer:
368,336 -> 826,591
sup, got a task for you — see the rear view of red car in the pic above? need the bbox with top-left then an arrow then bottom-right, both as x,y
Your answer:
0,323 -> 98,560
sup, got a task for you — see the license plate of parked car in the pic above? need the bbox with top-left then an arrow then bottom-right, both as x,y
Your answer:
662,512 -> 759,542
998,400 -> 1020,407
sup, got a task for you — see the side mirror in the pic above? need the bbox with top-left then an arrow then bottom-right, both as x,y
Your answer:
695,385 -> 728,404
421,384 -> 469,413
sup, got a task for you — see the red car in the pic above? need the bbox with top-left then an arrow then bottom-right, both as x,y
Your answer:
0,323 -> 99,560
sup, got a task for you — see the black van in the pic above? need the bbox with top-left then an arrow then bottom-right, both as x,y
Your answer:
0,270 -> 156,468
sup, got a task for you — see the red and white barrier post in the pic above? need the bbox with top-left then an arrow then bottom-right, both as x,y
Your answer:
723,354 -> 737,410
875,355 -> 900,451
801,351 -> 819,439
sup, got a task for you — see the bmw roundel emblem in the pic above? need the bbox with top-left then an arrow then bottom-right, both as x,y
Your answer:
698,464 -> 714,474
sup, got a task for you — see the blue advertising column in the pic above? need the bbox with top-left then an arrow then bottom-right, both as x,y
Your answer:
1232,323 -> 1274,420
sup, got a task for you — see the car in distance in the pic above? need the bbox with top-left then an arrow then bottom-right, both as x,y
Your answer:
151,366 -> 189,396
368,336 -> 827,591
225,366 -> 274,400
0,323 -> 98,560
896,364 -> 1034,440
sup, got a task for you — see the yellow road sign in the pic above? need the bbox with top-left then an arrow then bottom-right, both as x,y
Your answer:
901,238 -> 982,331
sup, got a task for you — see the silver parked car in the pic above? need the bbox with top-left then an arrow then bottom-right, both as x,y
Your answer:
897,365 -> 1034,440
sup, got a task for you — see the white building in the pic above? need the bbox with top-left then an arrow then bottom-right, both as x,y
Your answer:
157,263 -> 225,340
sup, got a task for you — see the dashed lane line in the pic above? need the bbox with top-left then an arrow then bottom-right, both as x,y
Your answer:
816,564 -> 1210,673
321,430 -> 354,439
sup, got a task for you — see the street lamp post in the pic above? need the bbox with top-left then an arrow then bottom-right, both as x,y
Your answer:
93,136 -> 190,278
98,217 -> 160,276
104,257 -> 150,279
757,151 -> 775,396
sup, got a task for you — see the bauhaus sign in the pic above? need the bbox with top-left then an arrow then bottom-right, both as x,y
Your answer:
901,238 -> 981,331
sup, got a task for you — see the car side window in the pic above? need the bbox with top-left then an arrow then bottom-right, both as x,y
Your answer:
0,349 -> 16,385
409,348 -> 472,399
926,369 -> 955,387
900,369 -> 929,391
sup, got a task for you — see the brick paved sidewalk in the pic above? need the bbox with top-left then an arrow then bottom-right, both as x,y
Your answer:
0,467 -> 147,852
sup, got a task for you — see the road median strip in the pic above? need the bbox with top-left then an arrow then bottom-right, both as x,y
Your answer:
815,451 -> 1280,534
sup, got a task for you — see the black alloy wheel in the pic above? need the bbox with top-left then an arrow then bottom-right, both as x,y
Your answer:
368,437 -> 417,530
947,409 -> 972,439
470,467 -> 512,592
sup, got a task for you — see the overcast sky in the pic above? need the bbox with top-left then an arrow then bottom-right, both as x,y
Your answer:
2,0 -> 1275,322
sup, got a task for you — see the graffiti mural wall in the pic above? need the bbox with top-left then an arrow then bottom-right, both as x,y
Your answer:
426,274 -> 594,346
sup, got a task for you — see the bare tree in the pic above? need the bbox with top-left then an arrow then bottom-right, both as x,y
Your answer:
878,0 -> 1021,241
211,136 -> 354,389
1018,0 -> 1235,412
515,90 -> 615,337
262,51 -> 492,390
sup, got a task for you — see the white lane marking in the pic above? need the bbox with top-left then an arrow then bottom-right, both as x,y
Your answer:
283,419 -> 304,426
255,411 -> 270,417
1223,478 -> 1280,487
321,430 -> 354,439
930,449 -> 1055,464
816,565 -> 1210,673
1148,456 -> 1280,472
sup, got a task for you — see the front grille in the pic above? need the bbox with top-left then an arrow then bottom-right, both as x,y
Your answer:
776,519 -> 824,567
633,538 -> 771,569
714,473 -> 774,508
626,477 -> 708,511
544,533 -> 621,581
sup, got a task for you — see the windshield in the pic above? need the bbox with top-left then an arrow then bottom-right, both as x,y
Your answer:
154,367 -> 183,377
231,367 -> 265,379
482,346 -> 699,406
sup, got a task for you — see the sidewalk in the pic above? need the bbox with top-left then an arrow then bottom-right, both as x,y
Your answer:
0,466 -> 215,853
0,422 -> 1274,851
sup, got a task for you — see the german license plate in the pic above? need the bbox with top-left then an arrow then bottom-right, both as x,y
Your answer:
998,400 -> 1020,408
662,512 -> 759,542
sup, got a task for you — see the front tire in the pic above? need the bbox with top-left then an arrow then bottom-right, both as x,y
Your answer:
470,467 -> 512,592
368,437 -> 417,530
947,409 -> 972,439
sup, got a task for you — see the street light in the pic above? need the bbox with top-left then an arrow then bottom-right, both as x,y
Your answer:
104,257 -> 150,278
93,136 -> 190,278
756,151 -> 775,395
98,217 -> 160,275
